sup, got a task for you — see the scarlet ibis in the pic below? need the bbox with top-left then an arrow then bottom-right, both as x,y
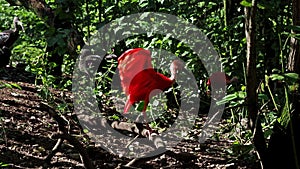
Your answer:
118,48 -> 184,130
206,71 -> 238,86
0,17 -> 24,67
206,71 -> 238,95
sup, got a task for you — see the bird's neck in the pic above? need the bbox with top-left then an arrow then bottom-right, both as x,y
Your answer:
13,22 -> 22,32
13,22 -> 18,32
169,73 -> 176,82
169,71 -> 177,83
169,65 -> 177,82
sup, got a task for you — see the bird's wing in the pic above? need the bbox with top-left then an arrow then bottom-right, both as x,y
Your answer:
0,32 -> 10,47
207,71 -> 228,86
118,48 -> 153,95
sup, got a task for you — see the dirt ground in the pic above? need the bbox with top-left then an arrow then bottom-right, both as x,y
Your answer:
0,67 -> 259,168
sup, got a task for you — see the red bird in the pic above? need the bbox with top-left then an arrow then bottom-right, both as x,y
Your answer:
118,48 -> 183,127
206,71 -> 237,86
206,71 -> 238,95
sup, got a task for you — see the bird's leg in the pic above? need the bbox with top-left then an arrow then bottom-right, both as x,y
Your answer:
142,100 -> 149,123
142,100 -> 152,135
143,112 -> 151,128
123,96 -> 132,114
122,97 -> 133,124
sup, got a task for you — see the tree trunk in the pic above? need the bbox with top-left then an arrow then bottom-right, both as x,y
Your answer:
267,1 -> 300,169
263,15 -> 277,75
287,0 -> 300,168
244,0 -> 267,167
289,0 -> 300,74
288,0 -> 300,167
6,0 -> 84,76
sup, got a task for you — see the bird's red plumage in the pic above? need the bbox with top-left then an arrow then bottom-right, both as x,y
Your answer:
206,71 -> 230,86
118,48 -> 174,112
118,48 -> 153,95
128,69 -> 173,104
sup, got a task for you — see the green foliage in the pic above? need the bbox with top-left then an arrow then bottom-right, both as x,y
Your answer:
0,162 -> 8,167
240,0 -> 252,7
0,82 -> 22,90
108,114 -> 120,121
1,0 -> 299,164
0,0 -> 47,67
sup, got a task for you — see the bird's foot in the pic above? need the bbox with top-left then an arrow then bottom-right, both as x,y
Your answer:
144,123 -> 153,137
145,130 -> 151,137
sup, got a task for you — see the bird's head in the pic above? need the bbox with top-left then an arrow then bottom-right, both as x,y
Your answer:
170,59 -> 184,80
13,17 -> 24,32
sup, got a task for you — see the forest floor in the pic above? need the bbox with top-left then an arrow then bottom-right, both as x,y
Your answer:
0,67 -> 259,169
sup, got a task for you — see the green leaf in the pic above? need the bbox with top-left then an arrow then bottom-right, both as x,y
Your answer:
105,6 -> 114,14
270,74 -> 284,81
0,162 -> 8,167
109,114 -> 120,120
136,101 -> 145,111
217,93 -> 238,105
286,25 -> 300,32
258,94 -> 268,100
257,3 -> 265,9
0,83 -> 10,89
264,129 -> 273,139
0,82 -> 21,89
240,0 -> 252,7
277,100 -> 291,129
237,91 -> 246,98
139,0 -> 149,8
284,73 -> 299,82
270,73 -> 299,84
10,83 -> 22,90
